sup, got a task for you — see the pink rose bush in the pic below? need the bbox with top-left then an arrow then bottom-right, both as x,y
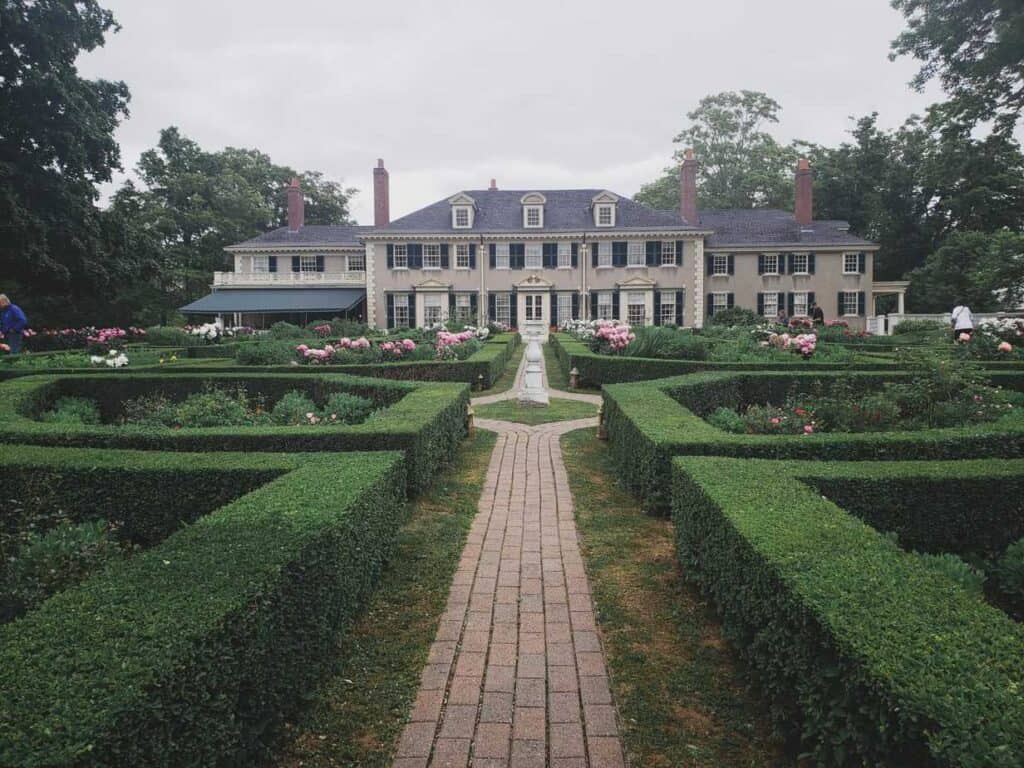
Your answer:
312,324 -> 333,338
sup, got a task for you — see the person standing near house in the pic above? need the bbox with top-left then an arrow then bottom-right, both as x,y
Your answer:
775,307 -> 789,327
950,302 -> 975,341
0,294 -> 28,354
811,302 -> 825,325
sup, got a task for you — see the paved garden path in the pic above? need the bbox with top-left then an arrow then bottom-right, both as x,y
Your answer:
393,343 -> 623,768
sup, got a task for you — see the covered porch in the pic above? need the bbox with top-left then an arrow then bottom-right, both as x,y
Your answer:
179,287 -> 365,329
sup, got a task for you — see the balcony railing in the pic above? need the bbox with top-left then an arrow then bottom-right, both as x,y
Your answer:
213,271 -> 366,287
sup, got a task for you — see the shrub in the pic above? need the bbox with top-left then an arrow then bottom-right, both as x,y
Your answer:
914,551 -> 987,598
40,396 -> 100,425
267,321 -> 305,339
708,307 -> 761,327
706,406 -> 746,433
626,326 -> 709,360
235,340 -> 297,365
324,391 -> 374,423
996,537 -> 1024,603
121,392 -> 175,427
891,318 -> 948,336
270,389 -> 318,425
144,326 -> 191,346
170,386 -> 257,428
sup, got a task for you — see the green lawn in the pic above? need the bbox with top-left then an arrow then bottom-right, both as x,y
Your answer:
475,396 -> 597,425
478,341 -> 523,395
544,339 -> 601,394
273,430 -> 497,768
561,428 -> 779,768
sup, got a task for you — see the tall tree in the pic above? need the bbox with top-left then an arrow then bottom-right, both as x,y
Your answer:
635,91 -> 798,211
890,0 -> 1024,136
0,0 -> 131,324
907,230 -> 1024,311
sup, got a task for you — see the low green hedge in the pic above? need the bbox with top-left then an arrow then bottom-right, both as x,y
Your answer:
671,456 -> 1024,767
0,448 -> 406,767
603,370 -> 1024,511
0,372 -> 468,494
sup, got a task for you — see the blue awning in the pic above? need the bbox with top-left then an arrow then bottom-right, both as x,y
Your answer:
179,288 -> 365,314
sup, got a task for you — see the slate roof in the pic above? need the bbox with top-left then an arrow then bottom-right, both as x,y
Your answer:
228,224 -> 372,249
697,209 -> 873,248
380,189 -> 697,233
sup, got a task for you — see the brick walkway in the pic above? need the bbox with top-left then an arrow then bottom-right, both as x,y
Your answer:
393,358 -> 624,766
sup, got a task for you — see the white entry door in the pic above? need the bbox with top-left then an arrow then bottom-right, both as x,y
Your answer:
521,293 -> 549,341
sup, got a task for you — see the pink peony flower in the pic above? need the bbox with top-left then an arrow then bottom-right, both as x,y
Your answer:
803,424 -> 814,434
998,341 -> 1013,353
958,332 -> 971,343
770,417 -> 780,425
403,338 -> 416,350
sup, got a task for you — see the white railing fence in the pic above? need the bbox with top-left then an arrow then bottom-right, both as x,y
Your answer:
872,311 -> 1024,335
212,271 -> 366,287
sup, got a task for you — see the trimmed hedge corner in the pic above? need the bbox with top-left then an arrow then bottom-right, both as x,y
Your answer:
0,448 -> 406,767
671,456 -> 1024,767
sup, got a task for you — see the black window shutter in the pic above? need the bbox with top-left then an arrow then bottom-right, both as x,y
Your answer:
646,241 -> 658,267
592,246 -> 599,267
386,294 -> 395,329
548,293 -> 554,323
571,242 -> 579,268
386,244 -> 394,269
727,254 -> 735,275
675,291 -> 684,325
612,242 -> 627,268
511,243 -> 524,270
469,243 -> 477,269
837,291 -> 843,315
757,254 -> 765,275
449,292 -> 456,318
858,291 -> 866,315
590,293 -> 598,319
489,244 -> 496,269
727,293 -> 735,308
268,256 -> 277,273
509,294 -> 518,327
653,290 -> 661,324
291,256 -> 300,273
858,252 -> 867,274
705,254 -> 713,274
808,292 -> 816,310
315,254 -> 324,272
488,292 -> 496,322
612,290 -> 620,320
786,292 -> 794,316
707,294 -> 715,316
572,292 -> 580,319
543,243 -> 556,268
440,244 -> 449,268
676,241 -> 684,265
808,253 -> 816,274
757,293 -> 764,315
409,244 -> 422,269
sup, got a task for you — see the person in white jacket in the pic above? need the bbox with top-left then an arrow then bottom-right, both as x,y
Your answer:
951,302 -> 975,341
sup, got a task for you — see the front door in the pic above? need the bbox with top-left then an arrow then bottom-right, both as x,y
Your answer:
521,293 -> 548,341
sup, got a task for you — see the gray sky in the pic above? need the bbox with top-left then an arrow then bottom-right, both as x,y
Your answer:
78,0 -> 945,224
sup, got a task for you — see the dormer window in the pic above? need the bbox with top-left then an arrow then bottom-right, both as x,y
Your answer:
525,207 -> 542,227
454,207 -> 470,228
591,191 -> 619,227
448,193 -> 476,229
520,193 -> 546,228
597,206 -> 613,226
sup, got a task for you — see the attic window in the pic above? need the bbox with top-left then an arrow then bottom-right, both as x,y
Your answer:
453,206 -> 471,229
524,205 -> 543,228
597,205 -> 614,226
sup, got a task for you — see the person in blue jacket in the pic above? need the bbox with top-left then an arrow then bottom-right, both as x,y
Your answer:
0,294 -> 28,354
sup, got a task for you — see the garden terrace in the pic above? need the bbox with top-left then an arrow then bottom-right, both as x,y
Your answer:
670,456 -> 1024,767
0,447 -> 406,767
603,370 -> 1024,511
0,372 -> 468,494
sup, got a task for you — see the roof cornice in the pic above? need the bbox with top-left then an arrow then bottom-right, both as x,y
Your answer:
224,244 -> 364,253
361,229 -> 709,241
706,243 -> 880,252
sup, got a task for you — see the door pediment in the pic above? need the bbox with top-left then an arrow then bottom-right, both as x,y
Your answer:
516,273 -> 554,290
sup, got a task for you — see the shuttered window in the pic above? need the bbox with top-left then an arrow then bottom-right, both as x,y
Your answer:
660,241 -> 676,266
393,244 -> 408,269
627,241 -> 645,267
392,294 -> 410,328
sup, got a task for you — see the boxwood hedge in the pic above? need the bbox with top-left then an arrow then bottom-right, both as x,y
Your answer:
0,372 -> 468,494
671,456 -> 1024,767
603,370 -> 1024,511
0,448 -> 406,767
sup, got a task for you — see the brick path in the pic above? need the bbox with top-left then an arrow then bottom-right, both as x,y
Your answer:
393,344 -> 623,767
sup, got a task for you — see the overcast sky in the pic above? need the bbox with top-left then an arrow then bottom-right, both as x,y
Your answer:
78,0 -> 947,224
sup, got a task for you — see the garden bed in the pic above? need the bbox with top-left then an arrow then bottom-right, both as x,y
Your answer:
0,447 -> 406,767
670,456 -> 1024,767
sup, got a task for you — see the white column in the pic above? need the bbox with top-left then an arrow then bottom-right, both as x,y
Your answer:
897,291 -> 905,315
364,242 -> 377,328
692,238 -> 705,328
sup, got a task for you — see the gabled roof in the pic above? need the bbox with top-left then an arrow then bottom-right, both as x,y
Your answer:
697,209 -> 873,248
378,189 -> 697,233
227,224 -> 372,249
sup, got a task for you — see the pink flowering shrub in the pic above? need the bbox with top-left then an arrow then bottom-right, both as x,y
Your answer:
587,321 -> 635,355
312,324 -> 332,338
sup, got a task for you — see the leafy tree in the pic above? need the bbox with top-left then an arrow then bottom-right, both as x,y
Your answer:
635,91 -> 798,211
908,230 -> 1024,311
890,0 -> 1024,136
0,0 -> 131,325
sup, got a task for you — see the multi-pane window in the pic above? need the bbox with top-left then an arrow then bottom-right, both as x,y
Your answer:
762,292 -> 779,318
494,243 -> 510,269
712,254 -> 729,275
454,207 -> 470,228
423,244 -> 441,269
493,293 -> 511,326
252,255 -> 269,273
793,291 -> 809,317
712,293 -> 729,313
392,294 -> 410,328
525,294 -> 543,321
455,243 -> 471,269
843,253 -> 860,274
661,241 -> 677,266
557,293 -> 573,324
660,292 -> 677,325
455,293 -> 472,323
597,291 -> 614,320
791,253 -> 808,274
525,243 -> 543,269
597,205 -> 613,226
627,292 -> 646,325
300,254 -> 319,272
557,242 -> 572,268
841,291 -> 860,316
423,294 -> 444,326
762,254 -> 779,275
525,206 -> 542,227
597,241 -> 612,267
393,244 -> 408,269
627,241 -> 645,266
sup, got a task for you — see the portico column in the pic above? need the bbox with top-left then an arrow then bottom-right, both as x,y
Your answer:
897,291 -> 905,315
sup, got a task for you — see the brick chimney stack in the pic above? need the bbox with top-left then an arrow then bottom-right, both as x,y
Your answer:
679,148 -> 698,225
287,177 -> 304,231
489,178 -> 497,191
373,158 -> 390,227
795,157 -> 813,226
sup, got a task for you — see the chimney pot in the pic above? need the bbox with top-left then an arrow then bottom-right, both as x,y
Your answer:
287,177 -> 304,231
373,159 -> 390,227
679,148 -> 698,225
489,178 -> 497,191
795,158 -> 813,226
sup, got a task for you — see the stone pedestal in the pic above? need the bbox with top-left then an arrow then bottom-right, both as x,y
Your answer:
518,333 -> 549,405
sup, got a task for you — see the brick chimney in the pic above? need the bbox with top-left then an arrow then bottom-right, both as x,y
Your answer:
373,158 -> 390,227
489,178 -> 497,191
679,148 -> 698,225
795,158 -> 813,226
287,177 -> 304,231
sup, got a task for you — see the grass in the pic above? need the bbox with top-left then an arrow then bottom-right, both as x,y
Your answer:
475,397 -> 598,425
560,428 -> 780,768
544,340 -> 601,394
273,429 -> 498,768
479,342 -> 524,396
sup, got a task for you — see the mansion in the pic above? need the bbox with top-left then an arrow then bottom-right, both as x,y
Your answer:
183,155 -> 901,334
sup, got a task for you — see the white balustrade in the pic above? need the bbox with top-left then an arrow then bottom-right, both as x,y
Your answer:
212,271 -> 366,287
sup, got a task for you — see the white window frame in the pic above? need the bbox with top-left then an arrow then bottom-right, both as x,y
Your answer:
423,243 -> 441,270
597,291 -> 614,320
455,243 -> 471,269
762,292 -> 779,318
791,253 -> 808,275
597,241 -> 612,268
660,241 -> 677,266
525,243 -> 543,269
627,292 -> 646,325
557,242 -> 572,269
793,291 -> 809,317
841,291 -> 860,316
251,255 -> 270,273
627,241 -> 645,267
347,252 -> 365,271
762,254 -> 779,275
423,293 -> 444,326
596,204 -> 614,227
524,294 -> 543,322
494,243 -> 510,270
524,205 -> 543,228
843,253 -> 860,274
494,293 -> 511,326
455,293 -> 472,322
660,292 -> 677,325
557,293 -> 573,324
712,293 -> 729,312
712,254 -> 729,276
393,244 -> 408,270
299,254 -> 319,272
453,206 -> 471,229
392,293 -> 410,328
